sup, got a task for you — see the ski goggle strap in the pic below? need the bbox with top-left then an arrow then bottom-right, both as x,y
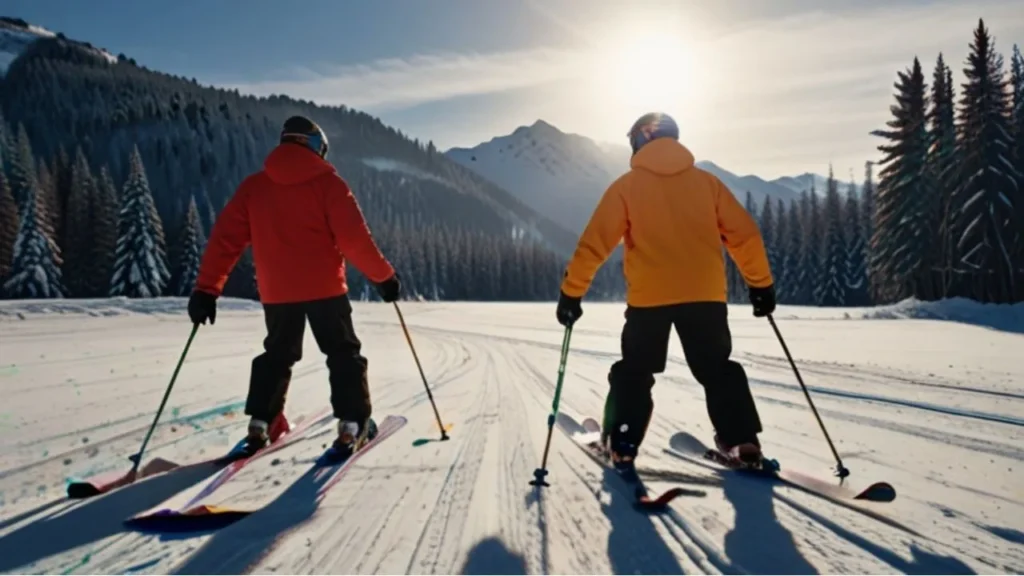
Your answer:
282,130 -> 329,158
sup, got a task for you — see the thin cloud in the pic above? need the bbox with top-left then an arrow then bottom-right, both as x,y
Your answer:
219,0 -> 1024,177
223,47 -> 590,111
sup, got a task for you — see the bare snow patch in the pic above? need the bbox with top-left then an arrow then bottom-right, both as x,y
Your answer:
862,297 -> 1024,334
360,157 -> 451,187
764,298 -> 1024,334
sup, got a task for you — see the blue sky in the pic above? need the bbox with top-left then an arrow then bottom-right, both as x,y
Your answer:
7,0 -> 1024,179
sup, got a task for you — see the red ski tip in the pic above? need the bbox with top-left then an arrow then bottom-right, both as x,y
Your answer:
634,486 -> 702,510
66,457 -> 182,499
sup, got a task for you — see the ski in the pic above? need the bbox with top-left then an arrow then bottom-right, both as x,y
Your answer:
166,407 -> 337,510
570,418 -> 703,511
667,431 -> 897,503
310,414 -> 408,495
67,406 -> 334,500
123,414 -> 407,531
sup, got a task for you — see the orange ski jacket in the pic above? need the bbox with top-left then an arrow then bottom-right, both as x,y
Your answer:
561,138 -> 772,307
195,143 -> 394,304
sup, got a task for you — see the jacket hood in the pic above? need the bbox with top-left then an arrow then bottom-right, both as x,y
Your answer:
629,138 -> 695,176
263,143 -> 335,185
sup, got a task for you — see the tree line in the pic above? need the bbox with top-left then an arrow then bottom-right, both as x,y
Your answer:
0,31 -> 621,302
727,19 -> 1022,306
0,114 -> 624,301
1,19 -> 1019,306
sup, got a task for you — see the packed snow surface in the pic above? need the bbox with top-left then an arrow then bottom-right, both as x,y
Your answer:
0,297 -> 1021,574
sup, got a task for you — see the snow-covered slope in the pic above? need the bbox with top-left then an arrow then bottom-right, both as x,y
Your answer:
447,121 -> 831,234
0,297 -> 1021,574
0,18 -> 54,76
694,160 -> 803,209
446,120 -> 629,234
0,17 -> 116,77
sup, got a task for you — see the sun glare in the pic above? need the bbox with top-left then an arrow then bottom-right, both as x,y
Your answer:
586,25 -> 707,141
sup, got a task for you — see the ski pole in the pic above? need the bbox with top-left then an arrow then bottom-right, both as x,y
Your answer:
127,322 -> 200,478
529,324 -> 573,488
394,302 -> 449,441
766,314 -> 850,480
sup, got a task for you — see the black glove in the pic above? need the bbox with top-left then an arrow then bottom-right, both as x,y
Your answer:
188,290 -> 218,325
748,284 -> 776,317
556,290 -> 583,327
375,273 -> 401,303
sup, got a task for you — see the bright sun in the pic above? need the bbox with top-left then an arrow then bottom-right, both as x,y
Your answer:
587,26 -> 706,137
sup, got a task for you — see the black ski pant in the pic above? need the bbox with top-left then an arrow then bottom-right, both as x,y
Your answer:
245,294 -> 371,424
602,301 -> 762,449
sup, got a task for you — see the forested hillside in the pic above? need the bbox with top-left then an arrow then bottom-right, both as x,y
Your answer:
0,18 -> 623,302
0,18 -> 1020,306
727,20 -> 1023,306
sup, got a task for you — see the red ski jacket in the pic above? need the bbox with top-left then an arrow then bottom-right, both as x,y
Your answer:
195,143 -> 394,304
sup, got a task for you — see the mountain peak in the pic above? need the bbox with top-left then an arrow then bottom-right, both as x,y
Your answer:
446,119 -> 847,235
511,119 -> 562,139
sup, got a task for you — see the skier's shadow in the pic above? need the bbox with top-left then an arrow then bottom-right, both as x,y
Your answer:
719,472 -> 818,574
667,431 -> 816,573
0,461 -> 224,573
777,493 -> 976,574
171,463 -> 338,574
599,466 -> 687,575
556,412 -> 685,574
460,536 -> 528,574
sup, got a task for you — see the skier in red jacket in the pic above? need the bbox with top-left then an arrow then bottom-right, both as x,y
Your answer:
188,115 -> 400,459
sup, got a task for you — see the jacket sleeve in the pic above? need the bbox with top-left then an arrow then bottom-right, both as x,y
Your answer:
560,177 -> 628,298
324,175 -> 395,283
713,177 -> 773,288
194,186 -> 252,297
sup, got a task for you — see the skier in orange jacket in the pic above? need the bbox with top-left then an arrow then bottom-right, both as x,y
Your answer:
556,112 -> 776,468
188,115 -> 400,459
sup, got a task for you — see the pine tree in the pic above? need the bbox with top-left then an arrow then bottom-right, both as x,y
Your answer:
172,196 -> 203,296
0,110 -> 13,175
778,199 -> 802,305
796,187 -> 823,305
817,167 -> 847,306
950,20 -> 1020,303
0,167 -> 18,285
9,124 -> 37,214
870,57 -> 933,304
770,198 -> 786,297
928,54 -> 959,299
861,162 -> 877,303
843,179 -> 869,305
1010,45 -> 1024,300
50,146 -> 73,253
109,147 -> 171,298
64,149 -> 96,296
91,166 -> 120,296
37,161 -> 62,248
732,191 -> 759,303
2,180 -> 64,298
760,196 -> 779,287
223,249 -> 258,300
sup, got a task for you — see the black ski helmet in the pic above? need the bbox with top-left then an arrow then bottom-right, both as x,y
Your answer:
280,115 -> 329,159
627,112 -> 679,155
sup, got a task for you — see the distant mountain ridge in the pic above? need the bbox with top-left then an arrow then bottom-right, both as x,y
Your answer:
447,120 -> 854,235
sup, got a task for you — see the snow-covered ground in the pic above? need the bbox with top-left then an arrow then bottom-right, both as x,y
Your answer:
0,297 -> 1021,574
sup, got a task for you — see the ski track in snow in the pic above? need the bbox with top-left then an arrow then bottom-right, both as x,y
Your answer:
0,299 -> 1021,574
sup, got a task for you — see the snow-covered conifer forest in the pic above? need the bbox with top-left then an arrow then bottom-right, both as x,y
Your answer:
1,17 -> 1021,305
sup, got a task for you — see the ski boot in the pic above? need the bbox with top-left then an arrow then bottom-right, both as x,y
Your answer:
714,434 -> 764,468
602,423 -> 641,481
330,417 -> 378,461
241,412 -> 292,456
